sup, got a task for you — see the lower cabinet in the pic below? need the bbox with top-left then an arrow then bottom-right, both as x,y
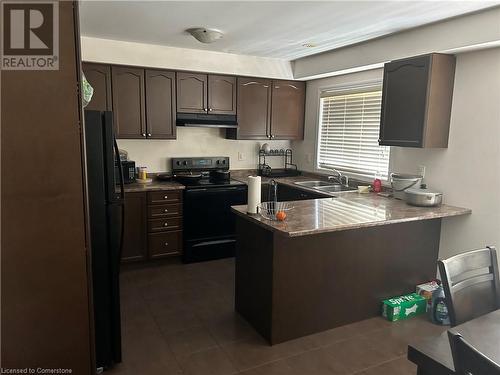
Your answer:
121,189 -> 183,262
148,231 -> 182,259
121,192 -> 148,262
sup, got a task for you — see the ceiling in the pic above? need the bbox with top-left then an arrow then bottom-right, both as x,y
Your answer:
79,1 -> 500,60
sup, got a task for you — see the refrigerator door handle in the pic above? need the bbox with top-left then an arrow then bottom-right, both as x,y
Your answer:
113,138 -> 125,201
113,138 -> 125,266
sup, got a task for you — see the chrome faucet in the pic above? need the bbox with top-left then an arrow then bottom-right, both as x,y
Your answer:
328,169 -> 349,187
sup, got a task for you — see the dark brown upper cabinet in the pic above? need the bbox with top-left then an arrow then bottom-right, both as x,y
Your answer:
121,192 -> 148,262
270,80 -> 305,140
177,72 -> 237,115
111,66 -> 146,139
176,72 -> 208,113
227,77 -> 272,139
379,53 -> 456,148
227,78 -> 305,140
82,63 -> 112,111
208,75 -> 237,115
145,69 -> 176,139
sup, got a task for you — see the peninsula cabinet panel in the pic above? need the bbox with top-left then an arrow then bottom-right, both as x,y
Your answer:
121,192 -> 147,262
208,74 -> 237,115
228,77 -> 271,139
82,63 -> 112,111
270,80 -> 305,140
145,69 -> 176,139
379,53 -> 456,148
177,72 -> 208,113
112,66 -> 146,139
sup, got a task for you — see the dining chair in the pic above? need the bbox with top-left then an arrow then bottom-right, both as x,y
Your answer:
448,331 -> 500,374
438,246 -> 500,326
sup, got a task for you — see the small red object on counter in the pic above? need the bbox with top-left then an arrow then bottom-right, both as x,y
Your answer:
373,178 -> 382,193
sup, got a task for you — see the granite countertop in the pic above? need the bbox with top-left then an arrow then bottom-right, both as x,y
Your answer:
231,193 -> 471,237
123,180 -> 184,193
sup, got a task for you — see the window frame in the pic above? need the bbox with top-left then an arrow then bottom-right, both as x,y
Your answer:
314,80 -> 391,182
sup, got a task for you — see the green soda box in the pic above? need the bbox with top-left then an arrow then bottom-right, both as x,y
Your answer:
382,293 -> 426,322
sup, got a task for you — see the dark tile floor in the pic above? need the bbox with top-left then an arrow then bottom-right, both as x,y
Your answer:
111,258 -> 446,375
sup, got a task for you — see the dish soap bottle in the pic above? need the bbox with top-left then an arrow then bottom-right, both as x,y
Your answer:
430,286 -> 450,325
372,172 -> 382,193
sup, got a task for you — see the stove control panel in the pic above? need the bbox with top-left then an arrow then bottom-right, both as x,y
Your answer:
172,157 -> 230,172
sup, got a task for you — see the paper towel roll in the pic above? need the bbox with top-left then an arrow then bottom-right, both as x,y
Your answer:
247,176 -> 261,214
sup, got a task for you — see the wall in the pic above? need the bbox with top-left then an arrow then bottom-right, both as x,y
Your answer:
118,128 -> 290,172
294,47 -> 500,259
81,36 -> 294,79
293,6 -> 500,80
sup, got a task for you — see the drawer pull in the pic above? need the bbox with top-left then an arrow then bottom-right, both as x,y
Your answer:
164,209 -> 169,213
164,195 -> 168,199
164,242 -> 169,246
164,223 -> 168,227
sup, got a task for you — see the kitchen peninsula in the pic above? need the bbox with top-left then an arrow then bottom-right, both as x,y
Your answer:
231,193 -> 470,344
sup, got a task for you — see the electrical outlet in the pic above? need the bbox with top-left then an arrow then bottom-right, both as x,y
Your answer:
418,165 -> 426,178
238,152 -> 245,161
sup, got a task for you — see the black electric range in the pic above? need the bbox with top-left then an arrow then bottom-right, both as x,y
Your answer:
179,177 -> 246,189
172,157 -> 247,263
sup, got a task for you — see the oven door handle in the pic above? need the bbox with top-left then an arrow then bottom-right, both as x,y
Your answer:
192,238 -> 236,248
186,186 -> 247,194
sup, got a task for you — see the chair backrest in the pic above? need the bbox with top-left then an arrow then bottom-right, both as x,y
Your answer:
448,331 -> 500,375
438,246 -> 500,326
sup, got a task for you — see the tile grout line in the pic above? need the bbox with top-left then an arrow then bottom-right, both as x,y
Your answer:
350,354 -> 410,375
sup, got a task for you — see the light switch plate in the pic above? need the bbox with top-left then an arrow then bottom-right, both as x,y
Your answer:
238,152 -> 245,161
418,165 -> 426,179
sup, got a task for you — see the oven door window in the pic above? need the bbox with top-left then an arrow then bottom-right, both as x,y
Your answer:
184,187 -> 247,240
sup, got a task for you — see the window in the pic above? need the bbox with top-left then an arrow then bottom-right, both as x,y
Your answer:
317,87 -> 390,180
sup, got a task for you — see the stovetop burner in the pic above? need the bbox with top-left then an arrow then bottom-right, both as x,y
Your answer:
171,156 -> 245,189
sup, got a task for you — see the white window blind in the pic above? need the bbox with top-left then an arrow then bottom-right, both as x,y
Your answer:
317,88 -> 390,180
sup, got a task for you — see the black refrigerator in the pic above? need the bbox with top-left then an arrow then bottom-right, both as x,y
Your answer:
84,110 -> 124,370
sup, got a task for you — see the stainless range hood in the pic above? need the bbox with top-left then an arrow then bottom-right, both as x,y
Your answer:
176,113 -> 238,128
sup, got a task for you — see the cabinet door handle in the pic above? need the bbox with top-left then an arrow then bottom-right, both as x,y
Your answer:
204,108 -> 208,112
164,222 -> 168,227
164,242 -> 169,247
142,133 -> 146,137
208,108 -> 213,112
164,195 -> 168,199
164,209 -> 169,213
147,133 -> 152,137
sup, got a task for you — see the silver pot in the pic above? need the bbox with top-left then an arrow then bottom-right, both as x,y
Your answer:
405,186 -> 443,207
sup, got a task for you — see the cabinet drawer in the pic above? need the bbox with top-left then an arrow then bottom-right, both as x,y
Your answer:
148,217 -> 182,232
148,231 -> 182,258
148,190 -> 182,205
148,203 -> 182,218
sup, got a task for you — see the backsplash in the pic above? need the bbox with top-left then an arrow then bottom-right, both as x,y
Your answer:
117,127 -> 291,172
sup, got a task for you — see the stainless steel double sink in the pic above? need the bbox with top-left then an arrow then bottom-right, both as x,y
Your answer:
294,180 -> 358,193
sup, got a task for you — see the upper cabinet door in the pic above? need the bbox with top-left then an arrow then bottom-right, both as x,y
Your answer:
82,63 -> 112,111
379,54 -> 455,148
208,75 -> 237,115
111,66 -> 146,139
270,80 -> 305,140
145,70 -> 176,139
379,56 -> 430,148
176,72 -> 208,113
233,77 -> 271,139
